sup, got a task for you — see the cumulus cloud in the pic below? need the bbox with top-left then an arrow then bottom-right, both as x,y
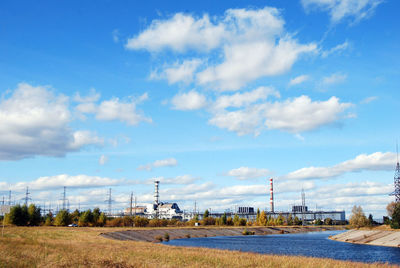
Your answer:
301,0 -> 383,24
76,93 -> 151,126
198,38 -> 316,90
127,7 -> 317,91
171,90 -> 207,111
0,83 -> 103,160
264,95 -> 352,133
210,95 -> 352,135
289,75 -> 310,86
225,166 -> 271,180
7,174 -> 123,191
138,157 -> 178,171
282,152 -> 397,180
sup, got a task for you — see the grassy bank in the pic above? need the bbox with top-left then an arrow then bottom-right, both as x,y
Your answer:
0,226 -> 396,268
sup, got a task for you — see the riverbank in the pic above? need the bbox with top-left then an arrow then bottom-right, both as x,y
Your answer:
0,226 -> 394,267
330,229 -> 400,247
101,226 -> 343,242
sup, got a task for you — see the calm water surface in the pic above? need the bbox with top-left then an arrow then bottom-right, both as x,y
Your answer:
164,231 -> 400,264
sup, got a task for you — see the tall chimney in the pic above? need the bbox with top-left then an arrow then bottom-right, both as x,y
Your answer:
270,178 -> 274,212
154,180 -> 160,205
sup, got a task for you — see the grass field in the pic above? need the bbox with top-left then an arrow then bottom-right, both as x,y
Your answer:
0,226 -> 397,268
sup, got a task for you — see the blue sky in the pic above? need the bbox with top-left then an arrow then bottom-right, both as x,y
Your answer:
0,0 -> 399,218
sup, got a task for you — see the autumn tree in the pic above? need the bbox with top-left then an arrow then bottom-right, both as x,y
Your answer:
349,205 -> 368,228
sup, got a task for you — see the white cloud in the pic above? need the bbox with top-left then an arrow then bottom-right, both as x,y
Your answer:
360,96 -> 378,104
282,152 -> 397,180
209,104 -> 265,136
76,93 -> 151,126
288,75 -> 310,86
301,0 -> 383,24
171,90 -> 207,111
0,83 -> 102,160
197,38 -> 316,91
264,95 -> 352,133
321,40 -> 350,58
126,13 -> 226,52
74,88 -> 101,103
213,86 -> 279,110
147,175 -> 199,185
112,29 -> 120,43
210,95 -> 352,135
226,167 -> 271,180
138,157 -> 178,171
153,59 -> 204,84
321,73 -> 347,86
68,130 -> 103,150
8,174 -> 123,191
99,155 -> 108,165
127,7 -> 317,91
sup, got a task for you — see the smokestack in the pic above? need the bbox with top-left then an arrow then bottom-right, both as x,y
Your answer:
154,180 -> 160,205
270,178 -> 274,213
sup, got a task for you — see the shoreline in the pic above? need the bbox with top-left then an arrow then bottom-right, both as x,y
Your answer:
330,229 -> 400,248
100,225 -> 343,242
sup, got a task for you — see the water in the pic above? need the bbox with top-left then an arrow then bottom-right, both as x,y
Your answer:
164,231 -> 400,265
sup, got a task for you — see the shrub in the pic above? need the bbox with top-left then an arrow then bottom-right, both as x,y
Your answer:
390,202 -> 400,229
164,232 -> 170,242
155,235 -> 163,242
134,216 -> 149,227
239,218 -> 247,226
242,228 -> 255,235
185,234 -> 191,238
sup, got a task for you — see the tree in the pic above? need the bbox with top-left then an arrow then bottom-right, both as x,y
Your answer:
221,212 -> 227,225
276,214 -> 284,226
390,203 -> 400,229
203,209 -> 209,218
324,218 -> 333,225
259,211 -> 267,226
7,204 -> 29,226
294,216 -> 302,225
28,204 -> 41,226
93,207 -> 101,225
387,201 -> 396,217
368,214 -> 374,226
79,209 -> 93,227
54,210 -> 71,226
287,214 -> 293,226
233,214 -> 240,226
315,219 -> 323,225
349,205 -> 368,228
256,208 -> 260,224
44,212 -> 54,226
98,212 -> 107,227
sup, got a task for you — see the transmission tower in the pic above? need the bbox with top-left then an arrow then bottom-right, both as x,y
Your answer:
62,186 -> 68,211
8,190 -> 12,205
390,143 -> 400,202
23,186 -> 31,206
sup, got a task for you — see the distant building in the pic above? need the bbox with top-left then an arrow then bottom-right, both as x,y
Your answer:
145,202 -> 183,220
123,206 -> 146,215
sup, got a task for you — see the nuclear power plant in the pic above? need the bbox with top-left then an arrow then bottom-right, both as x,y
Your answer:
120,178 -> 345,223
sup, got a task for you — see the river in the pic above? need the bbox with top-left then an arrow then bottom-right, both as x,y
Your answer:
164,230 -> 400,265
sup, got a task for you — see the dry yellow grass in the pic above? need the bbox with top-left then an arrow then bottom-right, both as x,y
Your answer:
0,226 -> 397,268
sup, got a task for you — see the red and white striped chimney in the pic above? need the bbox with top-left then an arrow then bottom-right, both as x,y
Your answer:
270,178 -> 274,212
